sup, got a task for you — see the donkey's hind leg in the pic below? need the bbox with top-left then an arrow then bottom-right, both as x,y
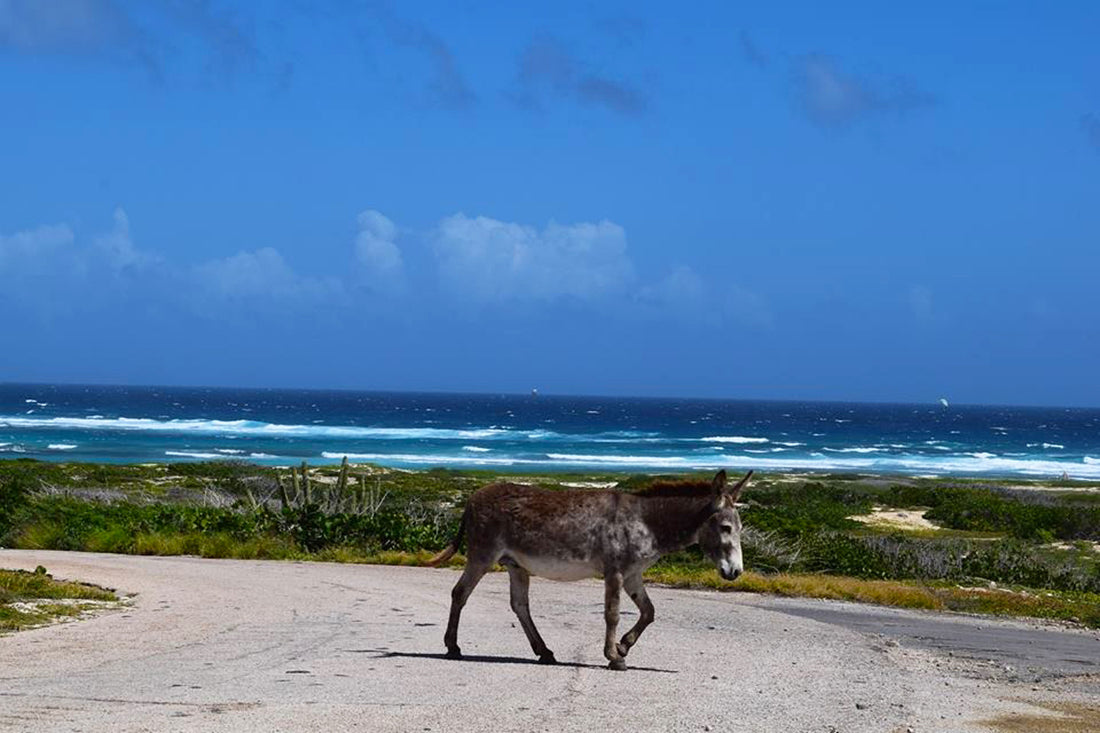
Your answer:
507,565 -> 555,664
443,554 -> 495,660
615,572 -> 655,659
603,571 -> 627,671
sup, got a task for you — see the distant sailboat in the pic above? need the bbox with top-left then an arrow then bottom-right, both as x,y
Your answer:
939,397 -> 950,408
531,388 -> 539,397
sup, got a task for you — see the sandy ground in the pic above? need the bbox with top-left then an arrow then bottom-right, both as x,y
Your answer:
1,550 -> 1098,732
850,507 -> 941,532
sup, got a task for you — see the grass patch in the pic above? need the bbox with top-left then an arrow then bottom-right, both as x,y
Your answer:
0,567 -> 118,632
645,567 -> 944,610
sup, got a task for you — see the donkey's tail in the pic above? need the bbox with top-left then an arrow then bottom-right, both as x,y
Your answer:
426,506 -> 468,567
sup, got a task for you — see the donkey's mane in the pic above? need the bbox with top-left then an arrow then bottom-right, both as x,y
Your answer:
631,479 -> 713,499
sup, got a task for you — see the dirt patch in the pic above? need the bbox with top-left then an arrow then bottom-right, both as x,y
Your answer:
849,507 -> 940,532
984,702 -> 1100,732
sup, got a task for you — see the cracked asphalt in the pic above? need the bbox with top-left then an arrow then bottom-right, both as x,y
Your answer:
1,550 -> 1097,732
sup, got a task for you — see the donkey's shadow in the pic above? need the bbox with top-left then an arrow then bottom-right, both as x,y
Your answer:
370,650 -> 678,674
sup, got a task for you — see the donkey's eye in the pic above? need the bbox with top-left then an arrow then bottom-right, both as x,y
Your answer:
719,524 -> 733,534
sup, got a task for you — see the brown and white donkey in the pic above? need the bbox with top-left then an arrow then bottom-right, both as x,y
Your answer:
428,469 -> 751,670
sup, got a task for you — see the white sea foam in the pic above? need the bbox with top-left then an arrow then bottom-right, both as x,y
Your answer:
699,436 -> 769,444
47,444 -> 77,450
165,451 -> 229,459
322,451 -> 535,467
1043,443 -> 1065,450
546,453 -> 703,467
775,441 -> 804,447
823,447 -> 882,454
462,446 -> 491,452
968,452 -> 997,459
0,415 -> 524,441
315,449 -> 1100,478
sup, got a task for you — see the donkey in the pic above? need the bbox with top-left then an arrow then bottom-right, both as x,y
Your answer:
427,469 -> 752,670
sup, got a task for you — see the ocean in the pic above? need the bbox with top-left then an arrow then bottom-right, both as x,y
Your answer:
2,383 -> 1099,479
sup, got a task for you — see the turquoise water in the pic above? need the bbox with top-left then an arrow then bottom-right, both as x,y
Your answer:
2,383 -> 1099,478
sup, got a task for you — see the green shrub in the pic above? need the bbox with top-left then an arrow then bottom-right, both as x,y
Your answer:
885,484 -> 1100,541
0,474 -> 30,539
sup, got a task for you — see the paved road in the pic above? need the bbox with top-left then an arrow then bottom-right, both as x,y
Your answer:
1,550 -> 1097,732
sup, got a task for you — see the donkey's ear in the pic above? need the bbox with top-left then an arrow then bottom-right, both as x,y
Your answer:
727,470 -> 753,502
709,470 -> 728,511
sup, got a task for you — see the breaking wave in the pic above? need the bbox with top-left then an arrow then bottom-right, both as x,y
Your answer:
699,436 -> 770,444
321,450 -> 1100,477
0,414 -> 660,445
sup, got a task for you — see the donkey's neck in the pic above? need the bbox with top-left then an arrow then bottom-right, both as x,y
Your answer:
638,495 -> 714,553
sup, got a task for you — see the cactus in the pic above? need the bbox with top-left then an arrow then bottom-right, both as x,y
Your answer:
301,460 -> 312,505
337,456 -> 350,511
278,471 -> 291,509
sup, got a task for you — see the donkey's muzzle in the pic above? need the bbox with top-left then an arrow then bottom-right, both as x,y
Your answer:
720,567 -> 742,581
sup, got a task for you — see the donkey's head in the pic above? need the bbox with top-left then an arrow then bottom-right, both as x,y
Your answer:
696,470 -> 752,581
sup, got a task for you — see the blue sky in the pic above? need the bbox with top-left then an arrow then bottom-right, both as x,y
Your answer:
1,1 -> 1099,406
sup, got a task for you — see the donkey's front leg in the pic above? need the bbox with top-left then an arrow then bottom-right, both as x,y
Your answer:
616,572 -> 654,659
603,571 -> 627,671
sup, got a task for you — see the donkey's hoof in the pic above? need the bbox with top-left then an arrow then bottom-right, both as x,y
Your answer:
615,642 -> 630,658
445,647 -> 462,660
538,651 -> 557,665
608,658 -> 628,672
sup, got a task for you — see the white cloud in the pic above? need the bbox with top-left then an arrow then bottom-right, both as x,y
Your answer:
94,207 -> 154,271
0,220 -> 85,315
1,208 -> 156,279
639,264 -> 772,328
355,209 -> 403,289
433,213 -> 633,302
641,265 -> 706,308
0,222 -> 74,265
195,247 -> 341,308
795,54 -> 934,128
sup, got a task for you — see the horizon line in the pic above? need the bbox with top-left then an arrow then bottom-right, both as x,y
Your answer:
2,380 -> 1096,412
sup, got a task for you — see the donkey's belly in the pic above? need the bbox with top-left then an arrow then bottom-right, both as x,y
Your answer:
506,552 -> 599,582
